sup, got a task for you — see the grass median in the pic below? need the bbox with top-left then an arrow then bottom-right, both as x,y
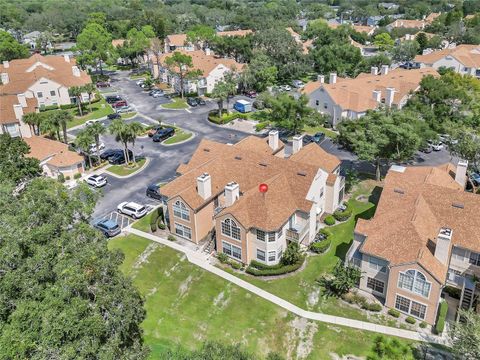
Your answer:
163,128 -> 192,145
106,158 -> 147,176
162,98 -> 189,109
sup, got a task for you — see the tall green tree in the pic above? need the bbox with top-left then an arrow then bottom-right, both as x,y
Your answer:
76,22 -> 112,75
109,119 -> 133,163
241,52 -> 277,92
22,112 -> 43,136
186,24 -> 215,49
318,261 -> 362,297
450,310 -> 480,359
69,86 -> 85,116
52,110 -> 73,143
310,43 -> 362,77
0,178 -> 148,358
0,30 -> 29,62
125,122 -> 144,163
83,83 -> 97,112
391,40 -> 420,63
86,121 -> 106,158
211,81 -> 229,117
0,134 -> 40,185
164,51 -> 202,98
264,93 -> 312,135
374,33 -> 395,52
76,129 -> 95,168
40,114 -> 61,141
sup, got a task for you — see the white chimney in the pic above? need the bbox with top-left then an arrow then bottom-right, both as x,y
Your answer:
205,48 -> 211,56
224,182 -> 240,207
64,54 -> 70,62
381,65 -> 389,75
329,73 -> 337,84
292,135 -> 303,154
1,72 -> 9,84
72,66 -> 81,77
268,130 -> 279,151
17,93 -> 27,107
455,160 -> 468,187
317,74 -> 325,83
13,104 -> 24,120
372,90 -> 382,103
385,87 -> 396,107
197,173 -> 212,200
2,60 -> 9,68
371,66 -> 378,75
435,228 -> 453,265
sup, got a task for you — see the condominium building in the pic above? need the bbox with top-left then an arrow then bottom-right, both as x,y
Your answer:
164,30 -> 253,53
160,132 -> 345,265
347,162 -> 480,325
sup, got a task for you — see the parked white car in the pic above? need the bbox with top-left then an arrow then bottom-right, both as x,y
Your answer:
117,202 -> 147,219
136,79 -> 145,86
85,174 -> 107,188
292,80 -> 304,89
89,142 -> 105,153
116,106 -> 132,113
283,85 -> 292,91
431,142 -> 444,151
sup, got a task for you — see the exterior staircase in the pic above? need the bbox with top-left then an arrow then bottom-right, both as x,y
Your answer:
459,276 -> 475,312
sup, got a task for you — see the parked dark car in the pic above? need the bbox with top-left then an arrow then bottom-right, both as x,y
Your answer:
100,148 -> 123,160
108,149 -> 133,164
470,172 -> 480,186
112,100 -> 128,108
278,129 -> 293,142
303,135 -> 314,145
313,132 -> 325,143
146,184 -> 162,200
164,92 -> 179,99
107,113 -> 121,120
187,97 -> 198,107
96,81 -> 110,88
105,95 -> 122,104
244,90 -> 257,98
195,97 -> 206,105
147,125 -> 163,137
400,61 -> 420,70
94,219 -> 121,237
152,127 -> 175,142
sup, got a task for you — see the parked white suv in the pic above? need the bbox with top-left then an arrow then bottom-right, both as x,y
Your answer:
117,202 -> 147,219
85,174 -> 107,188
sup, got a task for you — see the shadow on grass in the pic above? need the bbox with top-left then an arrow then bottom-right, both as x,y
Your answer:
335,241 -> 353,261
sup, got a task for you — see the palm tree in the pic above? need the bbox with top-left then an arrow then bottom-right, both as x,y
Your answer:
22,112 -> 43,136
126,122 -> 144,163
109,119 -> 130,163
83,83 -> 96,113
40,114 -> 61,140
76,129 -> 95,169
69,86 -> 84,116
53,110 -> 73,143
86,121 -> 106,158
211,81 -> 229,118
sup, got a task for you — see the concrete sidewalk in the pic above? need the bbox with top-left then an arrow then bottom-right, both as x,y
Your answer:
126,228 -> 449,346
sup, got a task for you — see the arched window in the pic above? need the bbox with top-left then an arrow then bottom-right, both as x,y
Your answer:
221,218 -> 241,240
173,200 -> 189,221
398,269 -> 431,298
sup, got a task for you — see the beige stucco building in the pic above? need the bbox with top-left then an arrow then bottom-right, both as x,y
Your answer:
160,132 -> 345,265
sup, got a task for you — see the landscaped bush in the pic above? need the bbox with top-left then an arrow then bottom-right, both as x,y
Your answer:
333,204 -> 352,222
444,285 -> 461,299
281,242 -> 302,265
419,321 -> 427,328
158,223 -> 166,230
309,238 -> 331,253
217,253 -> 229,264
435,300 -> 448,334
74,173 -> 81,179
208,110 -> 248,124
255,122 -> 269,132
57,173 -> 65,183
65,176 -> 70,181
60,103 -> 79,110
363,303 -> 382,312
150,209 -> 160,232
405,316 -> 416,324
230,261 -> 242,270
167,235 -> 176,241
388,308 -> 400,318
246,256 -> 305,276
324,215 -> 335,226
39,104 -> 60,112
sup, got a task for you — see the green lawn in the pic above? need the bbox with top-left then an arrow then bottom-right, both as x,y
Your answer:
132,211 -> 154,233
66,99 -> 114,128
121,112 -> 137,119
108,233 -> 415,359
163,128 -> 192,145
107,158 -> 147,176
130,73 -> 149,80
304,125 -> 338,139
162,98 -> 189,109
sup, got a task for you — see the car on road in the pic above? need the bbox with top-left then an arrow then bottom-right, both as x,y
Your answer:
100,148 -> 123,160
313,132 -> 325,143
187,97 -> 198,106
195,97 -> 206,105
152,92 -> 163,98
85,174 -> 107,188
149,89 -> 162,96
105,95 -> 122,104
117,201 -> 147,219
85,119 -> 98,126
244,90 -> 257,98
136,79 -> 145,86
470,172 -> 480,186
428,141 -> 444,151
292,80 -> 305,88
147,125 -> 163,137
96,81 -> 110,88
89,142 -> 106,153
115,106 -> 132,113
108,149 -> 134,164
152,127 -> 175,142
112,100 -> 128,108
94,219 -> 121,237
107,113 -> 121,120
146,184 -> 163,200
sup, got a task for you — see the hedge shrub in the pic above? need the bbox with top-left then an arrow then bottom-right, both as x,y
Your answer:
60,103 -> 79,110
158,223 -> 166,230
167,235 -> 176,241
230,261 -> 242,270
444,285 -> 461,299
333,204 -> 352,222
435,300 -> 448,334
208,110 -> 248,124
74,173 -> 82,179
324,215 -> 335,226
388,308 -> 400,318
57,174 -> 65,183
309,238 -> 331,253
150,209 -> 160,232
40,104 -> 60,112
419,321 -> 427,328
217,253 -> 229,264
255,122 -> 269,132
246,256 -> 305,276
363,303 -> 382,312
406,316 -> 416,324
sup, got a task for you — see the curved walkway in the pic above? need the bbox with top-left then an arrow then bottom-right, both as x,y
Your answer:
126,227 -> 449,346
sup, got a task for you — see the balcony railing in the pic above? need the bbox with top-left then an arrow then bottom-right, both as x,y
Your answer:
286,222 -> 309,243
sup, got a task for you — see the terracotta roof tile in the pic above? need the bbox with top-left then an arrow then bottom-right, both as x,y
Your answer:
415,45 -> 480,68
289,143 -> 341,173
23,136 -> 83,167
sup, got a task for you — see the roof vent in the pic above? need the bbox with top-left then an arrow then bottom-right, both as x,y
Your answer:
394,188 -> 405,194
259,162 -> 268,167
234,156 -> 242,160
452,202 -> 464,209
297,171 -> 307,177
203,148 -> 210,152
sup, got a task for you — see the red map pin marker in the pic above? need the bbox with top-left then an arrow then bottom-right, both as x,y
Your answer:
259,183 -> 268,193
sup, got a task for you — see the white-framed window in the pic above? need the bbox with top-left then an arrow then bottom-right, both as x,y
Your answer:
172,200 -> 190,221
277,247 -> 283,260
268,232 -> 275,242
221,218 -> 241,240
452,247 -> 466,261
368,256 -> 387,273
469,251 -> 480,266
256,229 -> 265,242
394,294 -> 427,320
268,251 -> 276,262
367,277 -> 385,294
398,269 -> 431,298
257,249 -> 265,261
174,223 -> 191,239
223,241 -> 242,260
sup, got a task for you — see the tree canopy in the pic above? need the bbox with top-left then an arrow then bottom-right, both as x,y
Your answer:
0,134 -> 40,185
0,30 -> 29,62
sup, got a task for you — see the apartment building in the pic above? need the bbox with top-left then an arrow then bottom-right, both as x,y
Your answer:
414,44 -> 480,77
386,13 -> 441,31
160,132 -> 344,265
302,66 -> 438,127
346,162 -> 480,325
153,49 -> 244,95
164,30 -> 252,53
0,53 -> 91,137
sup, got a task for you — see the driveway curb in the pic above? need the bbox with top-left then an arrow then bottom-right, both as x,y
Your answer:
103,157 -> 150,179
161,131 -> 196,147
